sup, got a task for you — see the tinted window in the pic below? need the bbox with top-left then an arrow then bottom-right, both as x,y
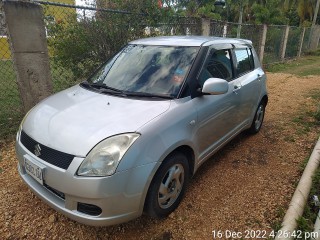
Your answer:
247,48 -> 255,68
199,49 -> 233,86
234,48 -> 253,76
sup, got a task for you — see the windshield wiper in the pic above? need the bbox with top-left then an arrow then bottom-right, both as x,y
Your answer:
81,82 -> 173,99
122,91 -> 174,99
81,81 -> 123,94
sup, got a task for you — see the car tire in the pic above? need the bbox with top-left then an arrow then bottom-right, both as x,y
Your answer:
144,151 -> 189,219
248,101 -> 266,134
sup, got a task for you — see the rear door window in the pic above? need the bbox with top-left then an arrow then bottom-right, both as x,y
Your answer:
234,48 -> 254,76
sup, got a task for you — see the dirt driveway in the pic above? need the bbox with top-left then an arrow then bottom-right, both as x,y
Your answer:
1,73 -> 320,240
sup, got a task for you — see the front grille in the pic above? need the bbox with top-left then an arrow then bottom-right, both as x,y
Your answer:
44,183 -> 65,200
20,130 -> 75,170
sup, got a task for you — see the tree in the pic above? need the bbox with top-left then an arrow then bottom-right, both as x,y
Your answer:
297,0 -> 315,25
174,0 -> 221,19
251,0 -> 288,24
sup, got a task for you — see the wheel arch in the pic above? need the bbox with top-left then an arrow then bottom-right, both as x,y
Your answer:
172,145 -> 195,178
142,144 -> 195,213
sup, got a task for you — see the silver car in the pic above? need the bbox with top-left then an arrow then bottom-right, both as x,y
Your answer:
15,36 -> 267,226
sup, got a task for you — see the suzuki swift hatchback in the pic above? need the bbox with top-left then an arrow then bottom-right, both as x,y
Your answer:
16,36 -> 268,226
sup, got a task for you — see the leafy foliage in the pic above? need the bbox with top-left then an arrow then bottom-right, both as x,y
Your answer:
251,0 -> 288,25
49,0 -> 167,79
47,4 -> 201,80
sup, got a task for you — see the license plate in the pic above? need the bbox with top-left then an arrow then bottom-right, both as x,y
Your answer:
24,156 -> 45,185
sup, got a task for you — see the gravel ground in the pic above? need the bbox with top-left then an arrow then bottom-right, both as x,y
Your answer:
0,73 -> 320,240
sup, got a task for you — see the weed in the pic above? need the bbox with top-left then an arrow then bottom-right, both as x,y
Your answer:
270,206 -> 287,232
284,135 -> 295,142
296,158 -> 320,237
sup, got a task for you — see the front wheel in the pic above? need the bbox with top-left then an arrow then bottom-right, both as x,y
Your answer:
248,101 -> 266,134
144,152 -> 189,219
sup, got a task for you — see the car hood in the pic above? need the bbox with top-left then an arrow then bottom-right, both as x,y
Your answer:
22,85 -> 171,156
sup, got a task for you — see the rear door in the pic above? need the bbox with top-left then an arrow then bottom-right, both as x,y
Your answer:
232,46 -> 262,125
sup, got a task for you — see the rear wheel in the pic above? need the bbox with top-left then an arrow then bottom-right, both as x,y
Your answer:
248,101 -> 266,134
145,152 -> 189,218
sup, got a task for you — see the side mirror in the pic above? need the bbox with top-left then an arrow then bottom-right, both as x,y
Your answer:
202,78 -> 229,95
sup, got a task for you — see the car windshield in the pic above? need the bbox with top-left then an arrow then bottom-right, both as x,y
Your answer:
87,44 -> 199,98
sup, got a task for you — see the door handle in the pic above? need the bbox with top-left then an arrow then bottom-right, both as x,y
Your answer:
233,84 -> 241,93
257,74 -> 262,81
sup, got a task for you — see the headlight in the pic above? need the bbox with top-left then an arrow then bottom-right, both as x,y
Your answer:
77,133 -> 140,177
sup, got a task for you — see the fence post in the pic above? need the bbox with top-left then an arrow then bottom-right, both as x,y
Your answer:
309,26 -> 320,51
297,27 -> 306,57
3,0 -> 53,114
280,25 -> 290,61
259,24 -> 267,65
202,18 -> 210,36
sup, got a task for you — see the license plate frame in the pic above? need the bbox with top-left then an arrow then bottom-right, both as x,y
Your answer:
24,156 -> 45,185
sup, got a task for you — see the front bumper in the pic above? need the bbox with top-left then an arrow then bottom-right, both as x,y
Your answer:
15,135 -> 157,226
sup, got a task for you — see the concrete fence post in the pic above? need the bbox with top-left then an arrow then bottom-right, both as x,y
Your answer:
201,18 -> 210,36
309,25 -> 320,51
297,27 -> 306,57
3,0 -> 53,114
259,24 -> 267,65
280,25 -> 290,61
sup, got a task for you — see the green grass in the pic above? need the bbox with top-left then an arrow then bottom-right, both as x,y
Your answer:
0,60 -> 22,139
266,55 -> 320,76
291,90 -> 320,136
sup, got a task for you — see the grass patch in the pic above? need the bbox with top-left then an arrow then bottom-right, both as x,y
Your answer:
270,206 -> 287,232
0,60 -> 22,139
284,135 -> 295,142
291,89 -> 320,135
266,55 -> 320,76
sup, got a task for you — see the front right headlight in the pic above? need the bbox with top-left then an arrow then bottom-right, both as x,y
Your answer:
77,133 -> 140,177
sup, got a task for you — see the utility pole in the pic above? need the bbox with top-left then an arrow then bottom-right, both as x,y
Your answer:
237,0 -> 243,38
312,0 -> 320,27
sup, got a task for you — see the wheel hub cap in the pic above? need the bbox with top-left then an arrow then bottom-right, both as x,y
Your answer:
158,164 -> 184,209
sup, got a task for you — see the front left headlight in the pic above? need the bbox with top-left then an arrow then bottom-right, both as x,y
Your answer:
77,133 -> 140,177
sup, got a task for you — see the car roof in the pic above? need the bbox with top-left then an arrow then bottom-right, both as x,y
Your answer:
129,36 -> 252,47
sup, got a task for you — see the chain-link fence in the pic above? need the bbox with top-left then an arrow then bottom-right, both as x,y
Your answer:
263,25 -> 287,64
286,26 -> 303,58
303,27 -> 313,53
0,0 -> 319,140
41,1 -> 202,92
0,3 -> 22,140
209,21 -> 263,53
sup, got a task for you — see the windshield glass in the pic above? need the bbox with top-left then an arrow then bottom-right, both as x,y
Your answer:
87,44 -> 199,97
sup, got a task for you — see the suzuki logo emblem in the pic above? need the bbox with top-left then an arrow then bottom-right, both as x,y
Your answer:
34,144 -> 41,157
